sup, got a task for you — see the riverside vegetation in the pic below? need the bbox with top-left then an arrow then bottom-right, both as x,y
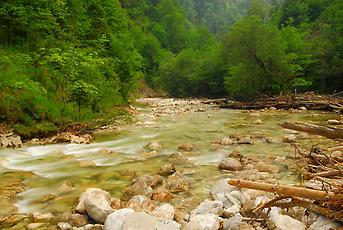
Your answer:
0,0 -> 343,230
0,0 -> 342,136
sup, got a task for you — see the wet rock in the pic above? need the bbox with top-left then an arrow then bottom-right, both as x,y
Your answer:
0,133 -> 22,148
104,208 -> 135,230
178,143 -> 197,152
98,149 -> 113,154
26,223 -> 46,230
57,222 -> 73,230
58,181 -> 73,193
255,162 -> 280,174
299,106 -> 307,111
76,188 -> 114,224
223,213 -> 243,230
122,212 -> 181,230
237,136 -> 254,145
253,119 -> 263,125
283,134 -> 297,143
30,213 -> 54,223
122,179 -> 154,201
168,152 -> 189,163
228,150 -> 242,159
219,137 -> 234,145
145,142 -> 163,151
152,189 -> 173,202
309,215 -> 342,230
76,224 -> 104,230
152,203 -> 175,220
158,164 -> 176,176
190,200 -> 223,218
218,158 -> 243,171
184,214 -> 222,230
79,160 -> 96,168
174,210 -> 190,226
57,212 -> 88,227
125,195 -> 156,212
267,207 -> 305,230
0,213 -> 28,228
132,175 -> 163,188
55,132 -> 93,144
327,119 -> 342,125
166,172 -> 189,193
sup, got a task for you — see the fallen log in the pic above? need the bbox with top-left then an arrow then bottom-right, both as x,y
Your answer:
303,170 -> 342,180
280,121 -> 343,139
228,179 -> 343,200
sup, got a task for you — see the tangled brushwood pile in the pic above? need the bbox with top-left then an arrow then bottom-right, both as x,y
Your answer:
221,92 -> 343,112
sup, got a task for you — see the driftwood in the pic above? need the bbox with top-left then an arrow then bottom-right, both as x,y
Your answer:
228,179 -> 343,200
303,170 -> 342,180
221,93 -> 343,112
280,121 -> 343,139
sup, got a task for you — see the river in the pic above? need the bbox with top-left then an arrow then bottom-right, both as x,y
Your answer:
0,98 -> 337,217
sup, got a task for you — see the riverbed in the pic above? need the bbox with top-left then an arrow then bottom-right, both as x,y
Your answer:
0,98 -> 338,218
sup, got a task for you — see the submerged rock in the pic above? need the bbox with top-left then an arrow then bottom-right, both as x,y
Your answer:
218,158 -> 243,171
145,142 -> 163,151
178,143 -> 197,152
237,136 -> 254,145
219,137 -> 234,145
255,162 -> 280,174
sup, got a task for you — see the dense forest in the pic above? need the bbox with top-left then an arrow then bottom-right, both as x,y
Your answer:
0,0 -> 342,135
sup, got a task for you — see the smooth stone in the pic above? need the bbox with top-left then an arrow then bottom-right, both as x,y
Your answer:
218,158 -> 243,171
328,119 -> 342,125
190,200 -> 223,218
152,203 -> 175,220
237,136 -> 254,145
57,222 -> 73,230
30,213 -> 54,223
177,143 -> 197,152
26,223 -> 46,230
145,142 -> 163,151
267,207 -> 305,230
58,212 -> 89,227
184,214 -> 222,230
122,179 -> 154,201
122,212 -> 181,230
104,208 -> 135,230
76,188 -> 114,224
152,189 -> 173,202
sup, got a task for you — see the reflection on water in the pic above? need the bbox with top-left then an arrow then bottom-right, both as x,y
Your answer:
0,105 -> 338,214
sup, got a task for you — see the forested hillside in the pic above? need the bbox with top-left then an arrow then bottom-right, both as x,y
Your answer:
0,0 -> 342,135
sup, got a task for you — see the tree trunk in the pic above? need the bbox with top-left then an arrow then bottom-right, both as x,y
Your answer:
280,121 -> 343,139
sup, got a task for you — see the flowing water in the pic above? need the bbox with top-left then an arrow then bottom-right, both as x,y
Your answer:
0,100 -> 338,216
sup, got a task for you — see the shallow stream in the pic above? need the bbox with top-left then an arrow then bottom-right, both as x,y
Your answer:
0,100 -> 338,216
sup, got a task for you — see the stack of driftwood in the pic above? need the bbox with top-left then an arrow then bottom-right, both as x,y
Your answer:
221,92 -> 343,112
229,120 -> 343,221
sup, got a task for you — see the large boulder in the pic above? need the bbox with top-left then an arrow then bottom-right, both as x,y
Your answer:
184,214 -> 222,230
152,203 -> 175,220
125,195 -> 156,212
190,200 -> 223,218
75,188 -> 114,224
104,208 -> 134,230
218,158 -> 243,171
121,212 -> 181,230
166,172 -> 189,193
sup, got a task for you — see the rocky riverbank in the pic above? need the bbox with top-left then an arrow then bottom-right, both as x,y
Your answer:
1,98 -> 342,229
